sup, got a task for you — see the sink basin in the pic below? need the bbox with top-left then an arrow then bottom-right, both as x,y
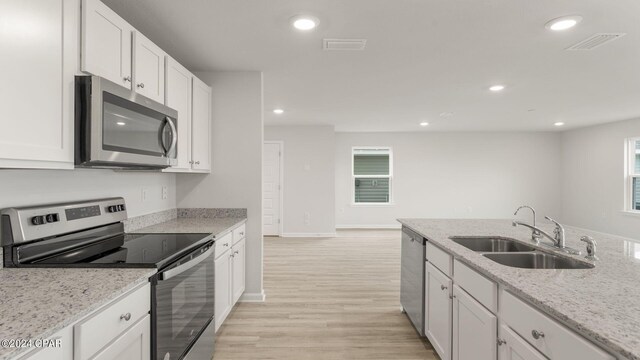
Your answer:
483,252 -> 594,269
450,237 -> 537,252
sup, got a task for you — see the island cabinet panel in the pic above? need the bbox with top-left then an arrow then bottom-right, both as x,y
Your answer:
425,262 -> 452,360
498,324 -> 547,360
452,285 -> 497,360
500,290 -> 614,360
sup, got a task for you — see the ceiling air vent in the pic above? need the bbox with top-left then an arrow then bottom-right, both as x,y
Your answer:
323,39 -> 367,51
566,33 -> 626,51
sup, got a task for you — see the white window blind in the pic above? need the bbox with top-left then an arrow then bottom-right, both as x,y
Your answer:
352,148 -> 392,204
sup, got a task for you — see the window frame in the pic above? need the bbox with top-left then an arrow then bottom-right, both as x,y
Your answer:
625,137 -> 640,212
351,146 -> 394,206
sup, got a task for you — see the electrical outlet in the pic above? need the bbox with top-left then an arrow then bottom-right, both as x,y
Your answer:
141,187 -> 148,202
162,186 -> 168,200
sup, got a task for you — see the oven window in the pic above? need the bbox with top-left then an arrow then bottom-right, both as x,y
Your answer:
102,92 -> 172,156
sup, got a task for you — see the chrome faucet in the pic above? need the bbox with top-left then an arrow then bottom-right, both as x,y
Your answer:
512,214 -> 581,255
513,205 -> 541,243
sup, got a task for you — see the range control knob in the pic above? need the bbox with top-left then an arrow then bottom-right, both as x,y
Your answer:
107,205 -> 118,213
45,213 -> 59,223
31,216 -> 46,225
118,204 -> 126,211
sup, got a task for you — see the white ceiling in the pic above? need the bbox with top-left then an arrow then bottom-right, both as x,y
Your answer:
103,0 -> 640,132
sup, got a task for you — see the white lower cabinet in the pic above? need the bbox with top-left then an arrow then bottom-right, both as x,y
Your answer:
425,262 -> 452,360
452,285 -> 497,360
19,283 -> 150,360
498,324 -> 547,360
214,240 -> 233,331
214,225 -> 247,332
91,315 -> 150,360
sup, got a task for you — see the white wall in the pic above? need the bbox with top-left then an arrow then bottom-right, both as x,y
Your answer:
561,118 -> 640,239
264,125 -> 335,236
177,71 -> 264,301
335,132 -> 563,227
0,169 -> 175,217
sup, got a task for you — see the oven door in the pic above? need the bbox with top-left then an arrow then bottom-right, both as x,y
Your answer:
76,75 -> 178,168
154,241 -> 215,360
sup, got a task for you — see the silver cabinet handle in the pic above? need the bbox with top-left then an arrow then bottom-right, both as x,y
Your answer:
123,76 -> 132,83
531,330 -> 545,339
441,285 -> 448,290
189,160 -> 194,164
195,161 -> 200,165
234,250 -> 239,255
223,243 -> 229,247
137,83 -> 145,88
239,231 -> 244,236
497,338 -> 507,346
120,313 -> 132,321
230,253 -> 235,258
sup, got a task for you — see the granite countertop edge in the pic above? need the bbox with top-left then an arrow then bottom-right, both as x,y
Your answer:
397,218 -> 639,360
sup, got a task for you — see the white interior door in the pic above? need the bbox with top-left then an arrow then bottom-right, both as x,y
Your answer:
263,142 -> 281,236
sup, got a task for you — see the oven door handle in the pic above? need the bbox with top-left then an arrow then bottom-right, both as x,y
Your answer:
159,245 -> 214,281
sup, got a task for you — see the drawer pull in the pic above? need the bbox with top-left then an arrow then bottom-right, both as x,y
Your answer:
441,285 -> 448,290
120,313 -> 132,321
123,76 -> 132,83
137,83 -> 145,89
224,243 -> 229,247
234,250 -> 239,255
239,231 -> 244,236
531,329 -> 545,339
497,338 -> 507,346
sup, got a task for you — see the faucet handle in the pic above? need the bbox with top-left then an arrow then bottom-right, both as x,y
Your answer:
580,236 -> 599,260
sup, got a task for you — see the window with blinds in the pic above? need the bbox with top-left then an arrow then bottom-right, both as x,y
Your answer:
628,139 -> 640,211
352,148 -> 392,204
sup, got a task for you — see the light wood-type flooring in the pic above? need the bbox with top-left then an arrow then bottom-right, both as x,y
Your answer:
213,230 -> 439,360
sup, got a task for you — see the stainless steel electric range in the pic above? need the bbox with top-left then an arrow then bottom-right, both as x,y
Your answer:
0,198 -> 215,360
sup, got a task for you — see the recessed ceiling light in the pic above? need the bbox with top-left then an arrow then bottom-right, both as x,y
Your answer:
554,122 -> 565,127
273,109 -> 284,114
489,85 -> 505,92
116,121 -> 126,126
291,16 -> 318,31
545,16 -> 583,31
420,122 -> 429,127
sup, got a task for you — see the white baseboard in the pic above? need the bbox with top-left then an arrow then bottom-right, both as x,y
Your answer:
239,290 -> 266,302
336,224 -> 402,229
280,232 -> 337,238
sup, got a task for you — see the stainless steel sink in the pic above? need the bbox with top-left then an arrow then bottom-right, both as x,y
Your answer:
483,252 -> 594,269
450,237 -> 537,252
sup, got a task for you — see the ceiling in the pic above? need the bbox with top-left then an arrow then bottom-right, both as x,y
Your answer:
103,0 -> 640,132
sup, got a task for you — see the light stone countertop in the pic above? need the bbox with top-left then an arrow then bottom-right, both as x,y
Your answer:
0,268 -> 155,360
131,217 -> 247,238
398,219 -> 640,360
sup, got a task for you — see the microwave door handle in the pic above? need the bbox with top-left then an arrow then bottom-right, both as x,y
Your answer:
159,245 -> 214,281
166,117 -> 177,156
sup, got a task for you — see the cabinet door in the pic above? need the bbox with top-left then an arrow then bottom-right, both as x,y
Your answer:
164,57 -> 192,171
232,238 -> 246,304
499,324 -> 546,360
452,285 -> 497,360
215,250 -> 232,331
425,263 -> 452,360
81,0 -> 133,89
91,315 -> 150,360
0,0 -> 76,169
19,326 -> 72,360
191,77 -> 212,172
133,32 -> 165,103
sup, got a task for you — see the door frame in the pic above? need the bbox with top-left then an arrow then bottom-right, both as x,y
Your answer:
264,141 -> 284,236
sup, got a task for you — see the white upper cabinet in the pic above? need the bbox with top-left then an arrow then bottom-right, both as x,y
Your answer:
191,77 -> 212,172
0,0 -> 78,169
133,32 -> 165,103
165,57 -> 193,171
81,0 -> 133,89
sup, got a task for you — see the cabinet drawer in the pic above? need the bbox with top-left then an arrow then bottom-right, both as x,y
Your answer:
74,283 -> 150,360
215,232 -> 233,259
501,290 -> 614,360
453,260 -> 497,313
426,242 -> 452,277
233,223 -> 246,244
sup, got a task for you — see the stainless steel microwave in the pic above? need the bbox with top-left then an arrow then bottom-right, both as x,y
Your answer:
75,75 -> 178,169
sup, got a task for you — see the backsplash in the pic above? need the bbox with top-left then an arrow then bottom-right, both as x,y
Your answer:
123,208 -> 178,233
177,208 -> 247,219
123,208 -> 247,232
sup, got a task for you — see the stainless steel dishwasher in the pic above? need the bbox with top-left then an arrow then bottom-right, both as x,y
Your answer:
400,226 -> 426,336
